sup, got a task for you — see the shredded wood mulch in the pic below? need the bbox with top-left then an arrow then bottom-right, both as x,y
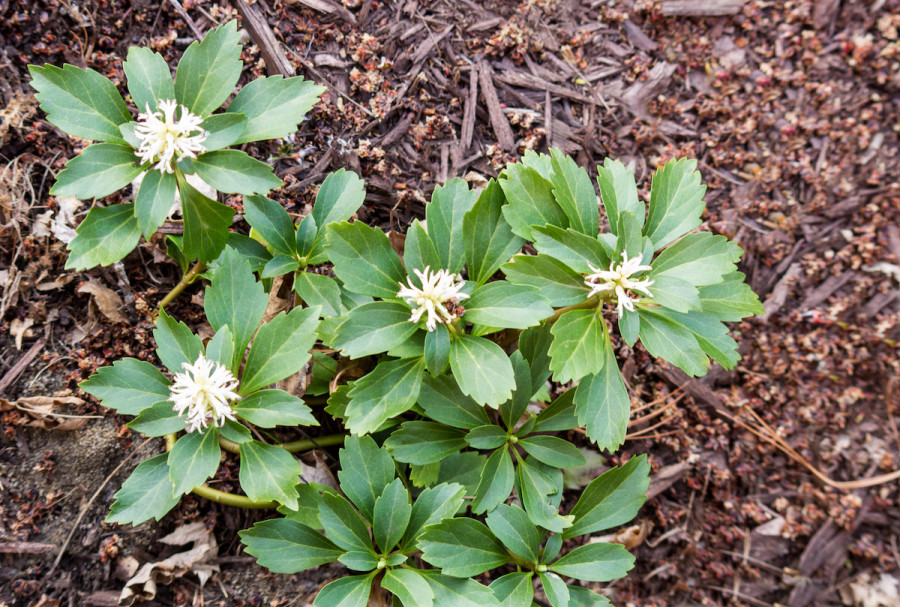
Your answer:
1,1 -> 899,606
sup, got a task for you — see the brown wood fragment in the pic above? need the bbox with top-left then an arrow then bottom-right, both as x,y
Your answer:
0,541 -> 57,554
812,0 -> 841,30
494,70 -> 597,105
235,0 -> 294,76
82,591 -> 120,607
799,270 -> 857,310
284,0 -> 357,25
0,337 -> 46,395
461,68 -> 478,154
544,89 -> 552,148
660,0 -> 744,16
477,61 -> 516,152
623,20 -> 658,52
760,263 -> 802,321
379,112 -> 414,148
619,62 -> 676,117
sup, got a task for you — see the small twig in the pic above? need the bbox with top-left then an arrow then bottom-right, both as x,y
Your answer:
167,0 -> 204,40
158,261 -> 207,309
884,377 -> 900,451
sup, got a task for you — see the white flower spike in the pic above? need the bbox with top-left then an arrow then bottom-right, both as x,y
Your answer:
134,99 -> 208,173
169,353 -> 240,433
397,266 -> 469,332
584,251 -> 655,317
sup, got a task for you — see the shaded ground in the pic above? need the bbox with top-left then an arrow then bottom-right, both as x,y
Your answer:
2,0 -> 900,605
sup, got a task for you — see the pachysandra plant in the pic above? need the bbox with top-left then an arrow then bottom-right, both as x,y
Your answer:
29,20 -> 324,270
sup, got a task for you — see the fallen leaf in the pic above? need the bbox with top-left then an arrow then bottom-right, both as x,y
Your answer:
0,395 -> 90,431
10,317 -> 34,350
78,280 -> 128,324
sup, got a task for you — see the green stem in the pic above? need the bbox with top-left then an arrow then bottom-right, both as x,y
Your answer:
217,432 -> 347,454
158,261 -> 207,309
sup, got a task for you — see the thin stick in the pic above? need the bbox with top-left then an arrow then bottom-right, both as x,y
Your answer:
167,0 -> 204,39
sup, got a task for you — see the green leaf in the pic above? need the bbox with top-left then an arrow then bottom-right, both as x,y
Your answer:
28,63 -> 131,143
314,573 -> 375,607
80,359 -> 170,416
240,518 -> 342,573
337,435 -> 395,522
421,572 -> 500,607
326,222 -> 406,298
465,425 -> 508,450
239,440 -> 303,509
550,543 -> 634,582
614,211 -> 643,260
192,150 -> 282,195
501,254 -> 589,307
596,157 -> 643,233
135,170 -> 177,238
226,75 -> 325,144
568,586 -> 614,607
637,308 -> 709,377
698,272 -> 764,321
373,478 -> 411,552
107,453 -> 179,525
486,504 -> 541,563
549,149 -> 598,237
243,194 -> 297,256
178,175 -> 233,263
418,374 -> 490,430
219,418 -> 251,444
650,232 -> 742,287
261,254 -> 300,278
498,352 -> 532,430
518,436 -> 585,469
205,246 -> 268,370
490,572 -> 534,607
312,168 -> 366,228
644,157 -> 706,250
383,569 -> 434,607
307,351 -> 338,396
531,225 -> 608,274
419,518 -> 509,576
403,220 -> 442,277
385,422 -> 466,465
234,390 -> 317,427
241,306 -> 320,394
154,310 -> 203,372
226,232 -> 270,272
543,533 -> 563,562
65,203 -> 142,270
278,482 -> 340,528
464,283 -> 553,330
619,308 -> 639,347
562,455 -> 650,538
450,335 -> 515,407
437,452 -> 487,496
200,112 -> 248,151
338,551 -> 379,571
127,400 -> 185,436
344,357 -> 425,435
401,483 -> 466,550
654,308 -> 741,369
540,572 -> 569,607
174,21 -> 242,117
463,180 -> 525,285
548,310 -> 606,384
533,389 -> 578,433
51,143 -> 143,199
294,273 -> 343,317
123,46 -> 175,114
519,323 -> 554,396
499,162 -> 568,240
318,492 -> 374,553
296,214 -> 318,259
168,427 -> 221,496
517,458 -> 572,533
575,343 -> 630,451
425,178 -> 479,273
424,324 -> 451,375
471,447 -> 514,514
647,275 -> 700,313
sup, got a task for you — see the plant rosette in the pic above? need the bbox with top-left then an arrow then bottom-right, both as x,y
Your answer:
80,247 -> 322,524
29,20 -> 325,270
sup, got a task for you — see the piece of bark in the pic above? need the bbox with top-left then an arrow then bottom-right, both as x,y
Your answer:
661,0 -> 744,16
0,541 -> 56,554
494,69 -> 597,105
799,270 -> 857,310
0,337 -> 46,395
619,62 -> 676,117
478,61 -> 516,152
646,461 -> 690,499
379,113 -> 414,148
283,0 -> 357,25
761,263 -> 802,322
460,68 -> 478,154
812,0 -> 841,30
623,20 -> 658,52
235,0 -> 294,76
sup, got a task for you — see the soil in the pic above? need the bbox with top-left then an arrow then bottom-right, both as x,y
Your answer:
2,1 -> 900,606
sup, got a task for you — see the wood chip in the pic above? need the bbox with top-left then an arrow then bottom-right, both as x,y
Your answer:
461,68 -> 478,153
0,541 -> 57,554
283,0 -> 357,25
477,61 -> 516,152
660,0 -> 744,16
623,20 -> 658,52
235,0 -> 295,76
494,69 -> 597,105
799,270 -> 857,310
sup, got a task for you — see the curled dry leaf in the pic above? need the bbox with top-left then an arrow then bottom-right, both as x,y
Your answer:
78,279 -> 128,324
0,395 -> 89,431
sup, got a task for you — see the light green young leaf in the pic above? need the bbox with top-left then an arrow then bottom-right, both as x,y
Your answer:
243,194 -> 297,256
644,157 -> 706,250
596,157 -> 643,232
698,272 -> 764,321
501,254 -> 589,307
311,168 -> 366,228
107,453 -> 179,525
226,75 -> 325,144
191,150 -> 282,195
549,149 -> 598,237
419,518 -> 509,577
80,358 -> 170,416
135,169 -> 177,238
199,112 -> 247,151
463,179 -> 525,285
313,572 -> 375,607
548,309 -> 606,384
637,308 -> 709,377
562,455 -> 650,538
401,483 -> 466,550
241,306 -> 320,394
344,357 -> 425,435
294,272 -> 343,317
168,427 -> 221,496
238,440 -> 303,509
174,21 -> 242,117
326,222 -> 406,298
450,335 -> 515,407
239,518 -> 342,573
464,282 -> 553,330
650,232 -> 742,286
65,203 -> 142,270
550,542 -> 635,582
337,435 -> 395,522
233,390 -> 317,427
531,225 -> 609,275
471,447 -> 514,514
373,478 -> 411,552
123,46 -> 175,114
490,572 -> 534,607
382,569 -> 434,607
332,301 -> 418,359
485,504 -> 541,563
385,422 -> 467,465
51,143 -> 143,199
418,374 -> 490,430
420,572 -> 500,607
499,161 -> 568,240
29,63 -> 131,143
518,436 -> 585,469
178,175 -> 233,263
318,492 -> 375,553
154,309 -> 203,372
337,551 -> 379,572
425,178 -> 479,274
261,254 -> 300,278
403,220 -> 442,277
574,340 -> 630,451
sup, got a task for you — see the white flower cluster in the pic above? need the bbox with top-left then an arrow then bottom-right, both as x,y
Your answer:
169,354 -> 240,433
397,266 -> 469,331
584,252 -> 654,317
134,99 -> 208,173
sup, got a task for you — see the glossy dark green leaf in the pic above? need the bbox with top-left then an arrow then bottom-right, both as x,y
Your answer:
471,447 -> 514,514
401,482 -> 466,551
418,374 -> 490,429
153,310 -> 203,372
385,422 -> 467,465
464,282 -> 553,330
464,179 -> 524,285
239,440 -> 303,509
344,357 -> 425,435
52,143 -> 143,199
80,358 -> 170,416
548,309 -> 606,384
419,518 -> 509,577
240,518 -> 342,573
518,436 -> 585,469
135,169 -> 177,238
485,504 -> 541,563
178,176 -> 233,263
192,150 -> 282,195
234,389 -> 317,427
318,492 -> 374,553
174,21 -> 242,117
501,254 -> 589,307
241,306 -> 320,394
562,455 -> 650,539
550,542 -> 634,582
227,74 -> 324,144
337,435 -> 395,522
548,149 -> 598,237
65,203 -> 142,270
449,335 -> 515,407
107,453 -> 179,525
168,427 -> 221,496
373,478 -> 411,552
243,194 -> 297,256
